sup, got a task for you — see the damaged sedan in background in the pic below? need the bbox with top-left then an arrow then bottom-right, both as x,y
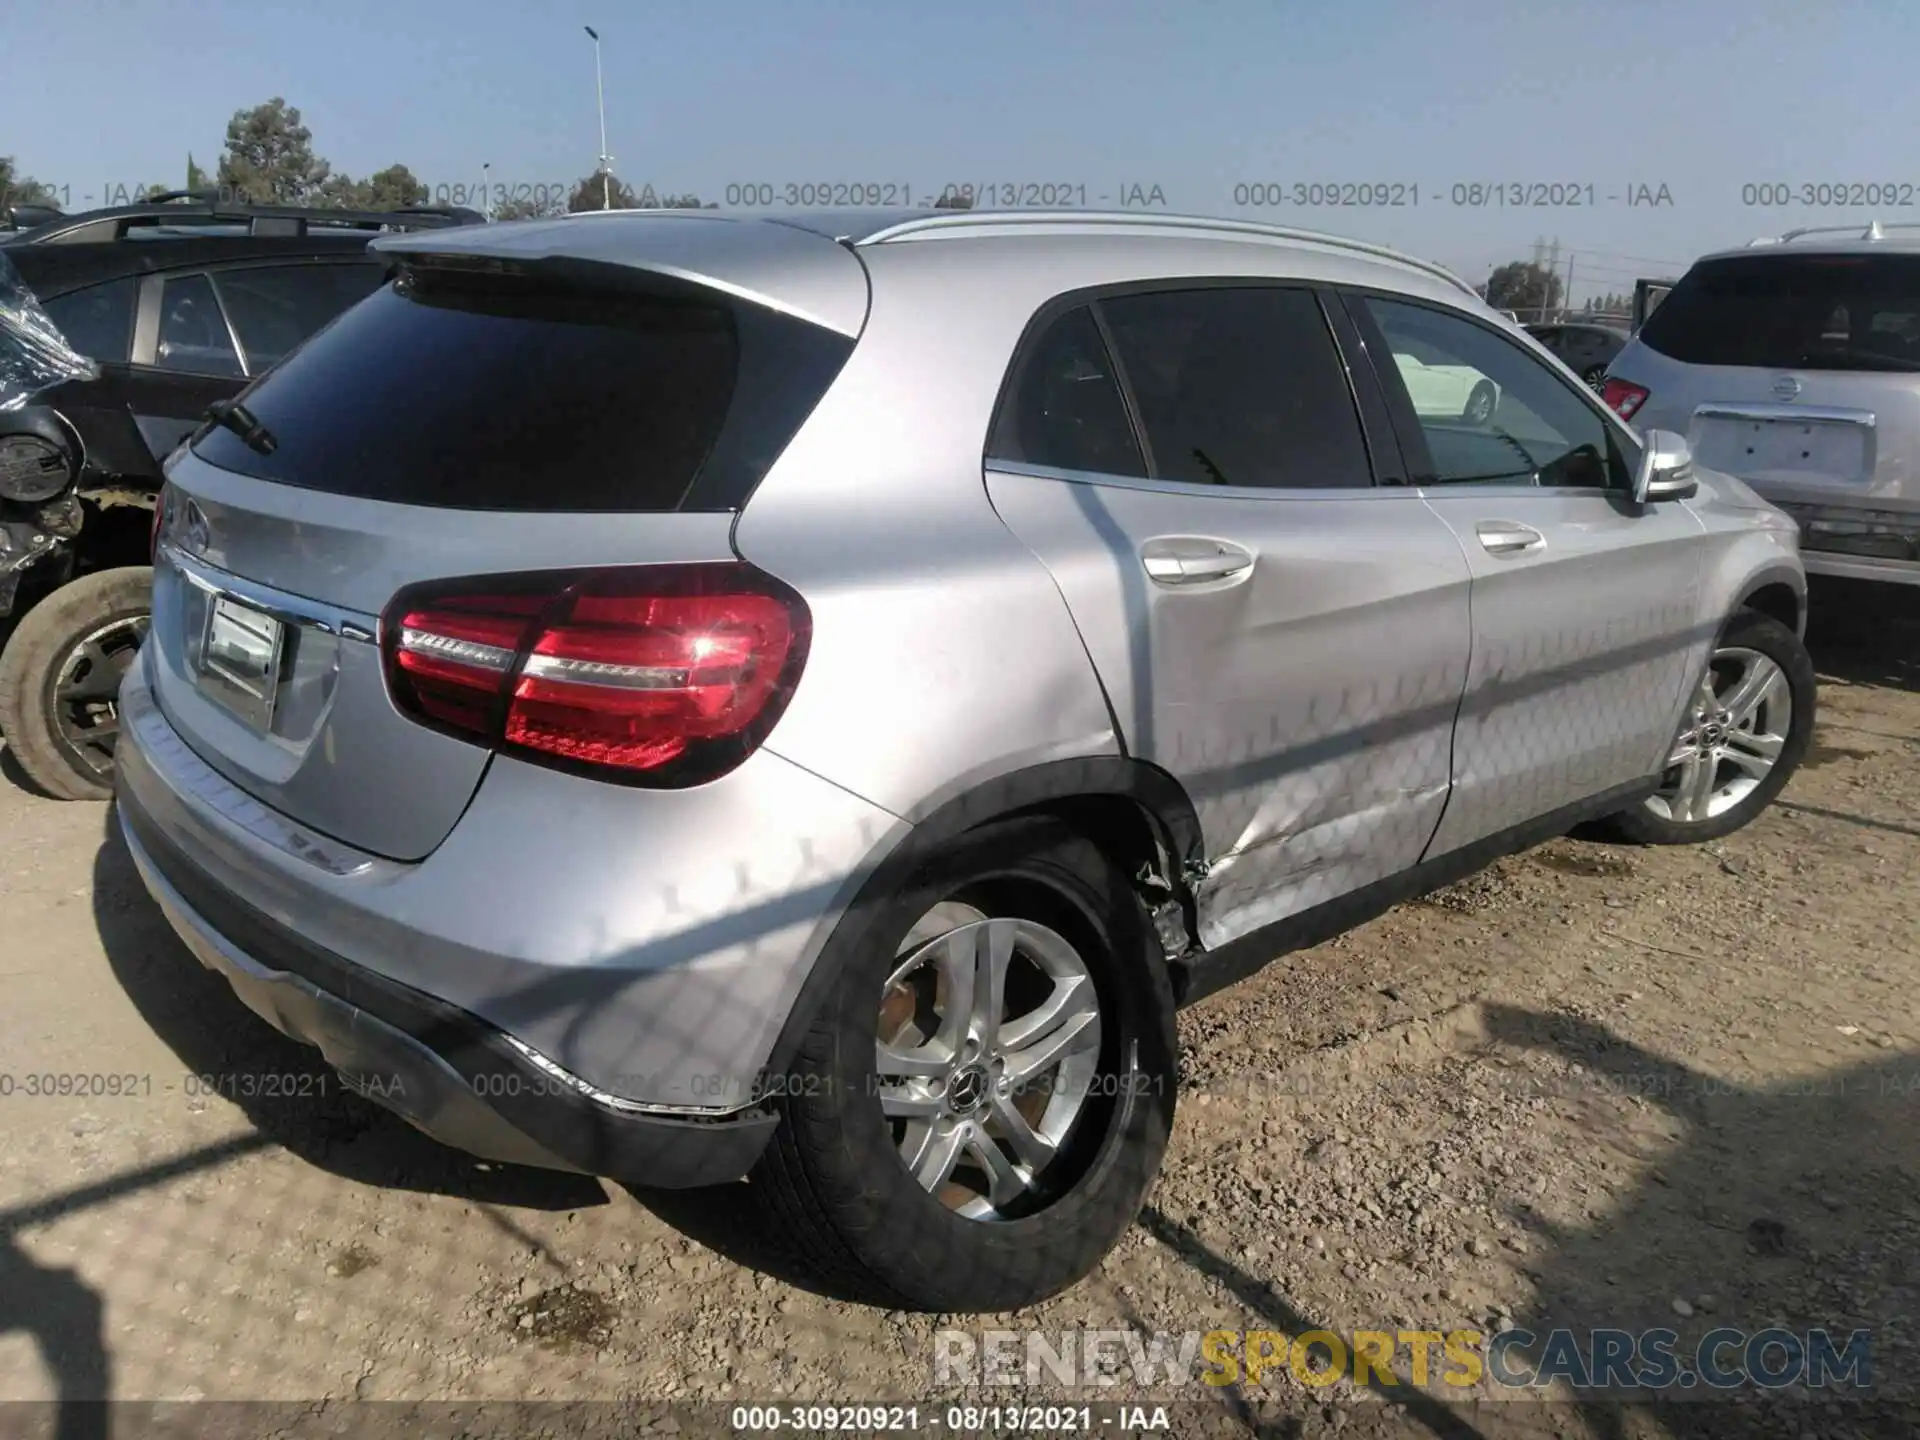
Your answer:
0,195 -> 478,798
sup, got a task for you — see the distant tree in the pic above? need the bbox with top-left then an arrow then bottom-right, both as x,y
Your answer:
217,98 -> 331,205
932,189 -> 974,210
361,164 -> 427,209
316,164 -> 427,210
567,169 -> 637,212
1483,261 -> 1563,321
0,156 -> 60,208
186,154 -> 211,192
655,191 -> 717,209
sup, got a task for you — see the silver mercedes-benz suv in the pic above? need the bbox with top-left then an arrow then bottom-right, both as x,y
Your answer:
116,208 -> 1814,1313
1605,222 -> 1920,587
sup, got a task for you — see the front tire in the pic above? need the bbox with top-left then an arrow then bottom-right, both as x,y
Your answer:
749,817 -> 1177,1312
0,567 -> 152,801
1602,609 -> 1815,845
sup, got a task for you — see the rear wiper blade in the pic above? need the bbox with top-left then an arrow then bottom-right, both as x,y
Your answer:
203,398 -> 277,455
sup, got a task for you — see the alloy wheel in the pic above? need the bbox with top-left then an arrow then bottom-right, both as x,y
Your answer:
49,613 -> 149,778
1647,645 -> 1792,824
875,901 -> 1103,1220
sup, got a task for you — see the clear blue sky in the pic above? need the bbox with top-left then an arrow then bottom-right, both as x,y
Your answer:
1,0 -> 1904,303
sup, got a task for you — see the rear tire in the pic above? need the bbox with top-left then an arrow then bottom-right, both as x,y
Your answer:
1463,381 -> 1497,427
1600,609 -> 1815,845
0,567 -> 152,801
748,816 -> 1177,1312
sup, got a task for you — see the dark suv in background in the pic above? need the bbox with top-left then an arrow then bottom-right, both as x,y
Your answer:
1525,319 -> 1628,388
0,193 -> 479,799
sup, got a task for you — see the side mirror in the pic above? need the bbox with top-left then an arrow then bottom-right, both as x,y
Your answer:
1632,428 -> 1698,503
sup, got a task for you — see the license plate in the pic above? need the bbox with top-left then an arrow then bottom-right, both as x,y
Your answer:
1695,416 -> 1871,486
200,594 -> 284,729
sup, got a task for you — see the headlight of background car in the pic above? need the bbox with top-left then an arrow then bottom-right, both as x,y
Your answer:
0,432 -> 74,503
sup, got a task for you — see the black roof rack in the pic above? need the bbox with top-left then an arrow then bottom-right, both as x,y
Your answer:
4,191 -> 485,246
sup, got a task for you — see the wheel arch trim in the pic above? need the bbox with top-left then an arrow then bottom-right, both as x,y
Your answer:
1735,562 -> 1808,636
756,755 -> 1203,1091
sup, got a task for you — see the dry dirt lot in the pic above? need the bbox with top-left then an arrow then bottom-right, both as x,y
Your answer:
0,578 -> 1914,1439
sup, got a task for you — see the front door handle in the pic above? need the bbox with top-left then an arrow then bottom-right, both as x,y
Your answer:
1475,520 -> 1546,555
1141,540 -> 1255,585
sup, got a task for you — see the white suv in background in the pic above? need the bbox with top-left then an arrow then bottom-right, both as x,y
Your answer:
1606,223 -> 1920,587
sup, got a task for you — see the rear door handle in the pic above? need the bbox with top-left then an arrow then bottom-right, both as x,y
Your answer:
1474,520 -> 1546,555
1141,540 -> 1255,585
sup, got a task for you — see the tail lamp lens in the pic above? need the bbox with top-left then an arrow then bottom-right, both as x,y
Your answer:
1601,378 -> 1650,421
383,564 -> 810,785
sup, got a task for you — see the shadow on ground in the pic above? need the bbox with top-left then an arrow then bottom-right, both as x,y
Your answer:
1146,1002 -> 1918,1437
89,807 -> 605,1212
1806,575 -> 1920,693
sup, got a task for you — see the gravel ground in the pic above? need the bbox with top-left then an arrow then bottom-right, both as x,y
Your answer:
0,578 -> 1914,1438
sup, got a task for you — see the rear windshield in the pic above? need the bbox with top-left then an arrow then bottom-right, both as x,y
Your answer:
1639,252 -> 1920,372
191,265 -> 852,511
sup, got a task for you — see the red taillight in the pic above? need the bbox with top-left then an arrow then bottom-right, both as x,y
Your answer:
382,564 -> 810,786
1601,378 -> 1649,421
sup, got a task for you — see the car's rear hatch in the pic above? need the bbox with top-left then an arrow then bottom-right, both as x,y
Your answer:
145,213 -> 866,861
1617,248 -> 1920,554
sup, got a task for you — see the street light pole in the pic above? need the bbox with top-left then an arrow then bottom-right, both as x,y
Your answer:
482,161 -> 491,221
585,25 -> 611,210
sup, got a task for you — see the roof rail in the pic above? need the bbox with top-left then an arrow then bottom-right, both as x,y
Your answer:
9,195 -> 485,244
1750,219 -> 1920,246
857,209 -> 1480,298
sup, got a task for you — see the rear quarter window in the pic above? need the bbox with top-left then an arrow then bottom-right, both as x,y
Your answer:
39,277 -> 137,363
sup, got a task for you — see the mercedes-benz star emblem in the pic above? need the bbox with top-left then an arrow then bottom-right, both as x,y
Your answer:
182,498 -> 211,558
947,1066 -> 990,1115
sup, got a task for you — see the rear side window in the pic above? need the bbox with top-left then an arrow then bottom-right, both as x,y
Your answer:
213,262 -> 388,371
1099,286 -> 1372,490
156,273 -> 245,377
40,278 -> 136,363
988,306 -> 1146,477
191,267 -> 851,511
1640,253 -> 1920,371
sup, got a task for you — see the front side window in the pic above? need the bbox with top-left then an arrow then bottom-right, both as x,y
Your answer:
1359,294 -> 1627,489
1098,286 -> 1372,490
988,305 -> 1145,477
155,273 -> 244,377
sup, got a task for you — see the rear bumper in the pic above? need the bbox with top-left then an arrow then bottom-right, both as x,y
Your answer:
111,640 -> 912,1181
116,783 -> 778,1188
1801,551 -> 1920,585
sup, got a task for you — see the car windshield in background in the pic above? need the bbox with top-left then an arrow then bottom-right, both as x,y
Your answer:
1639,252 -> 1920,371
